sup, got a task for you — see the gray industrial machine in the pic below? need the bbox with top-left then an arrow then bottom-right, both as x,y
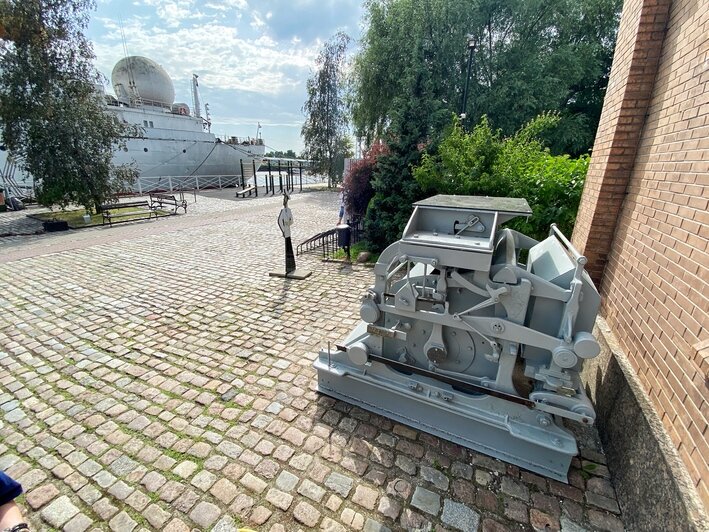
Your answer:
314,195 -> 601,481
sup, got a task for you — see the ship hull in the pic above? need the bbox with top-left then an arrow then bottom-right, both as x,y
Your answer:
1,116 -> 265,195
110,107 -> 265,191
116,137 -> 262,178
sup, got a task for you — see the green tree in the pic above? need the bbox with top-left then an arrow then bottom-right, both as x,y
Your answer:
352,0 -> 621,155
0,0 -> 136,212
301,32 -> 351,187
264,149 -> 298,159
332,135 -> 354,184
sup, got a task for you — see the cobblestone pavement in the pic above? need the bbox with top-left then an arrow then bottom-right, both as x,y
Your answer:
0,207 -> 46,238
0,191 -> 292,251
0,193 -> 306,263
0,191 -> 625,531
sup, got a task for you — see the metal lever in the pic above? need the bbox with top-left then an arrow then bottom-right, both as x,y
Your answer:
454,215 -> 482,235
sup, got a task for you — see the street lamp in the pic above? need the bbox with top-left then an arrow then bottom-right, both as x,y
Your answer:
460,34 -> 476,125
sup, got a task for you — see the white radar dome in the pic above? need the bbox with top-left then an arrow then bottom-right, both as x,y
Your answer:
112,56 -> 175,106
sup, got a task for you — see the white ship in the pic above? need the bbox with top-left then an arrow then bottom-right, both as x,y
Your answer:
1,55 -> 265,196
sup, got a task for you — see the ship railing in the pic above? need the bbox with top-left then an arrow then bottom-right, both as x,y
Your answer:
1,157 -> 35,201
132,174 -> 242,194
223,136 -> 264,146
104,97 -> 172,111
131,97 -> 173,110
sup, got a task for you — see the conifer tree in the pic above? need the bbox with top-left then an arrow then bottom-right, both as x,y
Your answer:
364,63 -> 445,249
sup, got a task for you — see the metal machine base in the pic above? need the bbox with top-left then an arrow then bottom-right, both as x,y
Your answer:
315,351 -> 577,482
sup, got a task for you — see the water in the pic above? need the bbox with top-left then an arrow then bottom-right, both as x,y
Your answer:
252,170 -> 325,188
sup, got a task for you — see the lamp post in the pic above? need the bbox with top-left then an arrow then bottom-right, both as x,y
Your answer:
460,34 -> 476,127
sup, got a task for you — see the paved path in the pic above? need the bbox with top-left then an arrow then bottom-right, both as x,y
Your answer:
0,193 -> 310,263
0,191 -> 624,531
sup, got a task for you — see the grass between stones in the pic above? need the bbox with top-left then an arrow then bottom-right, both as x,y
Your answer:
30,207 -> 170,228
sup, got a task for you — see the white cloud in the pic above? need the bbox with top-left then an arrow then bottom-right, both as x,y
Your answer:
250,11 -> 266,29
139,0 -> 196,27
93,17 -> 319,96
223,0 -> 249,9
87,0 -> 360,150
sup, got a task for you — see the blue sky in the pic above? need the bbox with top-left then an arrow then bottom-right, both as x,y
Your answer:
87,0 -> 363,153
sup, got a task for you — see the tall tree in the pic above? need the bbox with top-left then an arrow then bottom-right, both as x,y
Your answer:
0,0 -> 135,212
352,0 -> 622,155
301,32 -> 351,187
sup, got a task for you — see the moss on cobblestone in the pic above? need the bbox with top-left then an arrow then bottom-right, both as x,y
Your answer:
0,192 -> 623,531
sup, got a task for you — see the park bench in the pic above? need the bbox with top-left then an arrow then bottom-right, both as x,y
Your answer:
235,185 -> 256,198
101,201 -> 156,226
149,192 -> 187,214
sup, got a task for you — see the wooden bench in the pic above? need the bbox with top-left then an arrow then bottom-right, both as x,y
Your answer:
235,185 -> 256,198
149,192 -> 187,214
101,201 -> 156,226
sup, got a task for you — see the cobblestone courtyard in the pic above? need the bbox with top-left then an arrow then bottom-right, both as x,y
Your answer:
0,192 -> 625,531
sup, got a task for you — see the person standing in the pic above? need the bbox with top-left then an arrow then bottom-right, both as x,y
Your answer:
0,471 -> 28,532
337,185 -> 346,225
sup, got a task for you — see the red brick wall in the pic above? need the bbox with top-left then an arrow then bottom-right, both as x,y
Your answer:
573,0 -> 708,508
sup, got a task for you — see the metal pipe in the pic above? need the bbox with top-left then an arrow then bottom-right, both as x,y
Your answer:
460,35 -> 476,125
549,224 -> 586,265
267,160 -> 272,194
253,159 -> 258,196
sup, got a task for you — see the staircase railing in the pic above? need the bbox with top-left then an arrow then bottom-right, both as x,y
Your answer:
236,159 -> 258,197
296,218 -> 364,259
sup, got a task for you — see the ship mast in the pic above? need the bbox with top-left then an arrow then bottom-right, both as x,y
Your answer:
191,74 -> 201,119
204,103 -> 211,132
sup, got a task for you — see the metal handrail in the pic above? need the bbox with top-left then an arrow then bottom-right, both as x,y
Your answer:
296,218 -> 364,259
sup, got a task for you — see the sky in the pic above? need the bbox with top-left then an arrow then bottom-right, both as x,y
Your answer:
86,0 -> 364,154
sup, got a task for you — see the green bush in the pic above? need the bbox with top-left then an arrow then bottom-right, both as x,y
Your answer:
504,152 -> 589,240
414,114 -> 588,241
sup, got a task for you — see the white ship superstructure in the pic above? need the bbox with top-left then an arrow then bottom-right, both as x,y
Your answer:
1,55 -> 265,196
107,99 -> 264,185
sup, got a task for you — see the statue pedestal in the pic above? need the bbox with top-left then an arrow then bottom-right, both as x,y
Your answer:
269,269 -> 312,280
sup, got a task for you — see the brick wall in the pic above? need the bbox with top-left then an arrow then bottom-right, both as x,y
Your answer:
573,0 -> 708,509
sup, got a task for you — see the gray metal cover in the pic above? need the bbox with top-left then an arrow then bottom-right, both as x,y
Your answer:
415,194 -> 532,215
